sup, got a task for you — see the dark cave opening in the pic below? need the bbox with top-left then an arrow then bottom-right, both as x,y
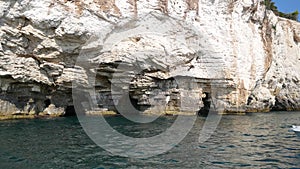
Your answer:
271,97 -> 297,111
198,92 -> 211,117
129,95 -> 150,112
65,106 -> 76,116
113,93 -> 151,115
271,97 -> 287,111
44,99 -> 51,108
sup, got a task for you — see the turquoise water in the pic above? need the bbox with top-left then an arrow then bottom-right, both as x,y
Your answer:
1,112 -> 300,168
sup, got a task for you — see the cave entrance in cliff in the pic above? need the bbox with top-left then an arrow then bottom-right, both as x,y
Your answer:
198,92 -> 211,116
129,94 -> 150,112
115,93 -> 151,114
123,92 -> 151,113
271,97 -> 290,111
65,106 -> 76,116
44,99 -> 51,108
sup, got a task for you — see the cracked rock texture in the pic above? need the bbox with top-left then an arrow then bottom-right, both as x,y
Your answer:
0,0 -> 300,116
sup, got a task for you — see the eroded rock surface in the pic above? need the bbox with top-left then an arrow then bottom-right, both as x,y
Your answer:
0,0 -> 299,117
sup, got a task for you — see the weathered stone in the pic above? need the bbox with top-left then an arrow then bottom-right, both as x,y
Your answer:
41,104 -> 65,116
0,0 -> 300,118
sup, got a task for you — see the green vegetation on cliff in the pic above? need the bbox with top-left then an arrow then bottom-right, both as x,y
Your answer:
264,0 -> 299,21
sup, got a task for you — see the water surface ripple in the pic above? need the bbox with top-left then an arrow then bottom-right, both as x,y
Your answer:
1,111 -> 300,168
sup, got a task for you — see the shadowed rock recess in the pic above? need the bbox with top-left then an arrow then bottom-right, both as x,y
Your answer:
0,0 -> 300,118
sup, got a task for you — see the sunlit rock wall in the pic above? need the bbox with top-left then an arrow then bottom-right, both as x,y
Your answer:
0,0 -> 299,116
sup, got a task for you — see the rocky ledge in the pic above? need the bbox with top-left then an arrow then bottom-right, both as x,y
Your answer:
0,0 -> 300,118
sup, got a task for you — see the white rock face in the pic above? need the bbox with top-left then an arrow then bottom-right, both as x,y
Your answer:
0,0 -> 299,115
41,104 -> 65,116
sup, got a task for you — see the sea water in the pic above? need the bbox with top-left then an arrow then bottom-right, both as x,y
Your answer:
1,111 -> 300,168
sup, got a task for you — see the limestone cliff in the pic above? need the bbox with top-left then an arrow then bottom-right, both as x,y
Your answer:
0,0 -> 299,117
